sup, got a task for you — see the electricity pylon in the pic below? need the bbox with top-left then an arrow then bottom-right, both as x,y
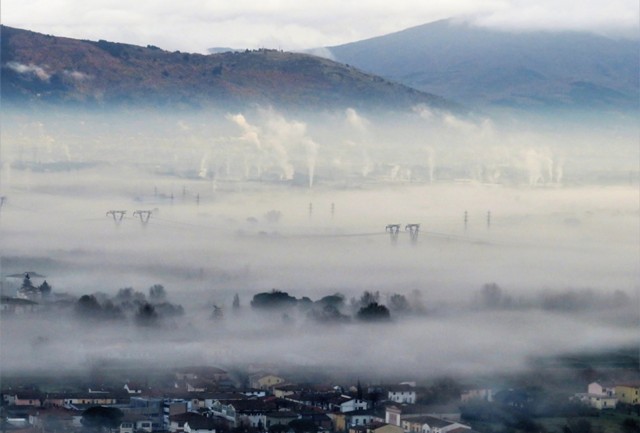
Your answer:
133,210 -> 152,226
405,224 -> 420,245
106,210 -> 126,225
385,224 -> 401,244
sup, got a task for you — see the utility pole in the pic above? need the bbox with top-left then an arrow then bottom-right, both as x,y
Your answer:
106,210 -> 127,225
487,211 -> 491,229
308,202 -> 313,218
385,224 -> 401,245
405,224 -> 420,245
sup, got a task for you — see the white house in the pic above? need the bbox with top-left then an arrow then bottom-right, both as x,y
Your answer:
402,416 -> 469,433
340,398 -> 370,413
120,419 -> 153,433
460,388 -> 493,403
574,382 -> 618,410
170,413 -> 218,433
588,382 -> 615,397
387,385 -> 417,404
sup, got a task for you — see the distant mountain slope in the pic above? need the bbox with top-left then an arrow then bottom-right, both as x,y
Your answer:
328,19 -> 639,110
0,26 -> 456,112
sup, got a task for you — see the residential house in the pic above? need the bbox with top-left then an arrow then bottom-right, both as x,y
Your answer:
170,412 -> 219,433
119,415 -> 154,433
574,382 -> 618,410
273,384 -> 299,398
62,393 -> 117,407
401,416 -> 469,433
265,411 -> 299,429
207,400 -> 237,426
42,393 -> 67,408
330,412 -> 347,432
386,406 -> 402,426
190,392 -> 248,409
345,409 -> 385,427
3,392 -> 43,407
0,297 -> 40,315
341,398 -> 370,413
164,399 -> 191,429
459,388 -> 493,403
615,384 -> 640,405
299,411 -> 333,431
387,386 -> 417,405
240,389 -> 268,398
232,398 -> 277,429
588,382 -> 616,397
574,393 -> 618,410
385,403 -> 463,428
175,367 -> 229,382
25,407 -> 78,432
328,395 -> 369,413
123,397 -> 164,431
249,373 -> 286,391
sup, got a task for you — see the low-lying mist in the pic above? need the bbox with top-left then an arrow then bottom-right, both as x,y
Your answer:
0,105 -> 638,380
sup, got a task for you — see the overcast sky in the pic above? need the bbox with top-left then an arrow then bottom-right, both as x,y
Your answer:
2,0 -> 638,53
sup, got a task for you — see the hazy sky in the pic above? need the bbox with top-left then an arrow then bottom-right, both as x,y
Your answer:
2,0 -> 638,53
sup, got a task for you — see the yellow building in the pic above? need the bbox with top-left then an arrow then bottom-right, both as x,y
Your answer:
615,385 -> 640,405
249,373 -> 286,390
329,413 -> 346,433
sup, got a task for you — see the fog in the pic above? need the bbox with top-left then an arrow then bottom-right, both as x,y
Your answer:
0,105 -> 638,381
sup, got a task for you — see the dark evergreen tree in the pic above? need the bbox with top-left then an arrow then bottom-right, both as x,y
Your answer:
38,280 -> 52,298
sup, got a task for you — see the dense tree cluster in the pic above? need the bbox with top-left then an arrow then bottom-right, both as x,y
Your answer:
475,283 -> 632,313
251,290 -> 298,310
74,284 -> 183,326
75,295 -> 125,321
356,302 -> 391,322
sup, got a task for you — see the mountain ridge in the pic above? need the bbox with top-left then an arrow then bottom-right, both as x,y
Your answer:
0,25 -> 458,112
327,19 -> 639,110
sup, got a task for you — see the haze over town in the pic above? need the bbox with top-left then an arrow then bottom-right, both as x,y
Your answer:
0,3 -> 638,433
